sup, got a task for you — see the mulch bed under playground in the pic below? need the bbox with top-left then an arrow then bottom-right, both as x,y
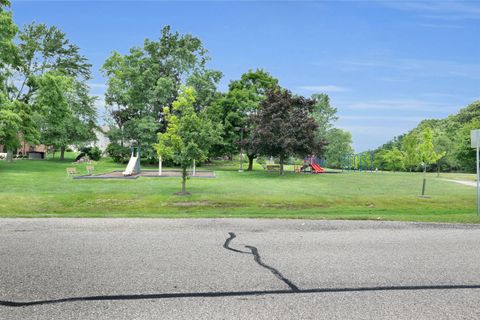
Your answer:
74,169 -> 215,180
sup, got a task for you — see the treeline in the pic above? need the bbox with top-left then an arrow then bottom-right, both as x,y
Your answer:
1,1 -> 354,169
373,100 -> 480,173
0,1 -> 97,161
100,27 -> 354,170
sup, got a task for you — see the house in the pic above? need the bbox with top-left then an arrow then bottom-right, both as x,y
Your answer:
0,142 -> 47,159
0,126 -> 110,159
92,126 -> 110,152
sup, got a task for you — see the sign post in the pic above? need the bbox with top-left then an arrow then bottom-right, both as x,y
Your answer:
471,130 -> 480,216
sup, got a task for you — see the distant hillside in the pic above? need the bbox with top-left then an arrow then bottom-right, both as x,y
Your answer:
374,100 -> 480,172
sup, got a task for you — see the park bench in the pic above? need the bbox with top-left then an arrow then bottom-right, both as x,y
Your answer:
66,167 -> 77,177
86,165 -> 94,174
265,164 -> 280,172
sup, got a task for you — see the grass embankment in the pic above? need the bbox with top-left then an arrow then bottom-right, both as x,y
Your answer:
0,154 -> 478,223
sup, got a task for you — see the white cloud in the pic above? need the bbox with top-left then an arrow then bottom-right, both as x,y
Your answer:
338,58 -> 480,79
382,1 -> 480,20
344,99 -> 457,112
419,23 -> 464,29
336,124 -> 415,151
339,124 -> 408,135
339,115 -> 425,122
299,85 -> 349,93
420,92 -> 460,99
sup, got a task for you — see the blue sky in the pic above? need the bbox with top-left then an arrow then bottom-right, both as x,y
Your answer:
11,0 -> 480,151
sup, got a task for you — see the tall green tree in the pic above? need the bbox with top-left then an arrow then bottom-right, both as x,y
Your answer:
8,22 -> 90,103
34,72 -> 73,157
0,6 -> 92,160
382,147 -> 405,172
206,69 -> 279,169
0,0 -> 16,91
67,81 -> 98,146
34,73 -> 97,160
323,128 -> 353,168
433,131 -> 456,174
103,26 -> 222,161
310,94 -> 338,136
0,1 -> 24,161
401,133 -> 419,172
251,89 -> 320,175
154,87 -> 220,194
453,120 -> 480,172
418,127 -> 445,173
0,96 -> 38,161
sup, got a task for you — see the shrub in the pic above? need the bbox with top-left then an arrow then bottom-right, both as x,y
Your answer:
106,143 -> 130,163
79,146 -> 102,161
75,153 -> 90,162
88,147 -> 102,161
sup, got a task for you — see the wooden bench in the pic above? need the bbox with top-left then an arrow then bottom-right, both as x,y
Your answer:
66,167 -> 77,176
86,165 -> 94,174
266,164 -> 280,172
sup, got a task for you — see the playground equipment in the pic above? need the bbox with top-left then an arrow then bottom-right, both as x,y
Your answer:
300,155 -> 325,174
123,146 -> 141,176
341,152 -> 374,173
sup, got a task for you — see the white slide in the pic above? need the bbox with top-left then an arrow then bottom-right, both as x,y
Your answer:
123,155 -> 140,176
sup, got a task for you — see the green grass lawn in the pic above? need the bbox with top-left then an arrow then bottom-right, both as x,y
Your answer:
0,153 -> 479,223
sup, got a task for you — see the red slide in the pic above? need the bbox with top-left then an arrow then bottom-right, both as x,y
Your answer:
310,163 -> 325,174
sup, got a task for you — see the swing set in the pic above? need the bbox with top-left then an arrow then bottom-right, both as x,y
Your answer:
341,152 -> 374,173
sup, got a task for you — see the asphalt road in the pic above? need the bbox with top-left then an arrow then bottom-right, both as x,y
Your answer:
1,218 -> 479,319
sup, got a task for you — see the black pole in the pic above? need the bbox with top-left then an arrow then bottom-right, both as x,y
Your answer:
239,128 -> 244,172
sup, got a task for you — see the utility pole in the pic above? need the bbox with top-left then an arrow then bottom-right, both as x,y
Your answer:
239,127 -> 244,172
472,130 -> 480,216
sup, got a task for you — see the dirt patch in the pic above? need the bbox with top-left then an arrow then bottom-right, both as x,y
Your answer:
74,170 -> 215,180
171,201 -> 211,207
260,203 -> 327,209
86,199 -> 139,206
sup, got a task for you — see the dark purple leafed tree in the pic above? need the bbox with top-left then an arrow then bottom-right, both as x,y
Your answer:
251,89 -> 323,175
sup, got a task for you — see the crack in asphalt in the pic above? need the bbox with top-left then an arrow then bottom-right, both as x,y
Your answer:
2,285 -> 480,307
224,232 -> 300,292
223,232 -> 250,254
2,232 -> 480,307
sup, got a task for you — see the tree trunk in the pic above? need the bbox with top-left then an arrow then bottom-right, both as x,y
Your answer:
120,125 -> 124,147
279,154 -> 284,175
182,167 -> 187,193
247,154 -> 255,171
6,149 -> 13,163
158,156 -> 162,176
422,166 -> 427,196
60,146 -> 66,161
